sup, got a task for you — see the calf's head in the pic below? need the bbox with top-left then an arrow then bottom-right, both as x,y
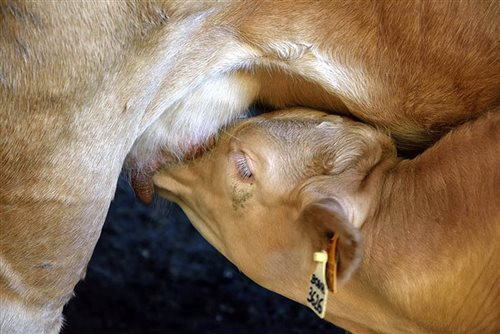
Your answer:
153,109 -> 395,303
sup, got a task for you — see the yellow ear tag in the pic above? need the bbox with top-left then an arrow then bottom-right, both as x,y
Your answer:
308,234 -> 339,319
307,250 -> 328,318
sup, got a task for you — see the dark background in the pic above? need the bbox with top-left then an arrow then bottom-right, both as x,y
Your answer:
62,176 -> 344,334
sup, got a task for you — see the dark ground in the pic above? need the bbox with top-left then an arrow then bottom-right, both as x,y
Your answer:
62,176 -> 344,334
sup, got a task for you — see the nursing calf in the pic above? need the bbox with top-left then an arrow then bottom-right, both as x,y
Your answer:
154,109 -> 500,333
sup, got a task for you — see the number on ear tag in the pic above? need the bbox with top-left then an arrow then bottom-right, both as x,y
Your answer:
307,250 -> 328,318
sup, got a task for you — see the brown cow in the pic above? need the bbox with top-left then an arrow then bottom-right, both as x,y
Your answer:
1,1 -> 499,332
154,109 -> 500,333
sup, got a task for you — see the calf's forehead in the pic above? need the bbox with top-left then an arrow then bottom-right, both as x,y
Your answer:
226,115 -> 356,173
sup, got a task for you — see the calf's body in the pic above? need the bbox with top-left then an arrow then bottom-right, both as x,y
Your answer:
154,109 -> 500,333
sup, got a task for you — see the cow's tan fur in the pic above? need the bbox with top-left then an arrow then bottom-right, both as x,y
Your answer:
154,109 -> 500,333
0,1 -> 499,332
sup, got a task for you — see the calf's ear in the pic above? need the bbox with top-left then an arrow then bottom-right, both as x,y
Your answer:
300,197 -> 363,284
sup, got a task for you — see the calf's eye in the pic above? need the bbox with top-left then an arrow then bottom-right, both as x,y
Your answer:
234,152 -> 254,181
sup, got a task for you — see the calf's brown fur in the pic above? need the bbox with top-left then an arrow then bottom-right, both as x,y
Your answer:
154,109 -> 500,333
1,1 -> 499,331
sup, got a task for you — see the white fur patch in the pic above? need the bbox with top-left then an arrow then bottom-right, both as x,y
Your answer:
301,48 -> 369,108
266,41 -> 312,60
0,298 -> 62,334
